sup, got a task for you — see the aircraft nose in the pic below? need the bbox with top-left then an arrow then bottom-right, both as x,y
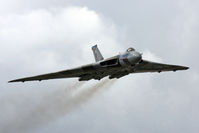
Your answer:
135,52 -> 142,60
126,51 -> 142,65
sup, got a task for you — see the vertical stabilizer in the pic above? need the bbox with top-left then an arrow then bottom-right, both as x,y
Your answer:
92,45 -> 104,62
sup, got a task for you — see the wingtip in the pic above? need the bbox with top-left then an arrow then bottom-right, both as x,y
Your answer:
183,66 -> 189,70
8,80 -> 16,83
8,80 -> 25,83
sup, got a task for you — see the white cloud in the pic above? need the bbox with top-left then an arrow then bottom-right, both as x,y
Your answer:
0,6 -> 123,74
142,50 -> 163,62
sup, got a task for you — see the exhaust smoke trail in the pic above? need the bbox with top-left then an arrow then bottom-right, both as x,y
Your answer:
0,79 -> 116,133
0,81 -> 86,133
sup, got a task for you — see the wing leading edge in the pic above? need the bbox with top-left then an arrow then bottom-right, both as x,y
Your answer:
134,60 -> 189,73
8,67 -> 83,83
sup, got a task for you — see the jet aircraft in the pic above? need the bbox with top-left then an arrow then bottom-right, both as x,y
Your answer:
9,45 -> 189,83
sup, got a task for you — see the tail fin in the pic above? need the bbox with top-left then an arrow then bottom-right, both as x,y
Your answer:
92,45 -> 104,62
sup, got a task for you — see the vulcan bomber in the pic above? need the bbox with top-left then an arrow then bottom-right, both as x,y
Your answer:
9,45 -> 189,83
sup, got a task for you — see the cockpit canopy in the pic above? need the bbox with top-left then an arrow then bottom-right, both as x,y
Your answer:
127,47 -> 135,52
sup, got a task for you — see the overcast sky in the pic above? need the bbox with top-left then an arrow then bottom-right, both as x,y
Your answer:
0,0 -> 199,133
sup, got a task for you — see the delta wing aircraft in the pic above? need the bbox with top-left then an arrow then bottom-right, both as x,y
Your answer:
9,45 -> 189,83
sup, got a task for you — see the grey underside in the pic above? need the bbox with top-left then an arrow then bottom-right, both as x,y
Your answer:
9,59 -> 189,82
